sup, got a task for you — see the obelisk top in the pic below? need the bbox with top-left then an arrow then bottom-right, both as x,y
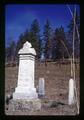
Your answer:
18,41 -> 36,55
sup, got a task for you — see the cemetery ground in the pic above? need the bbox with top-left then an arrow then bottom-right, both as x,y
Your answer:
5,61 -> 80,115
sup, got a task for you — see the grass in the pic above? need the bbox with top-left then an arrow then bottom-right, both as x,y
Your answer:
5,61 -> 80,115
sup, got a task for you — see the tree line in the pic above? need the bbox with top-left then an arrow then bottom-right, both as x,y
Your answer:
5,12 -> 80,64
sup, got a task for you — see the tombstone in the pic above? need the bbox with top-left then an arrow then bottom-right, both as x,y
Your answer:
38,78 -> 45,97
9,41 -> 41,111
68,78 -> 75,105
40,53 -> 45,62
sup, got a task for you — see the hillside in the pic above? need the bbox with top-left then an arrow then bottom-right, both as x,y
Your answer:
5,61 -> 80,115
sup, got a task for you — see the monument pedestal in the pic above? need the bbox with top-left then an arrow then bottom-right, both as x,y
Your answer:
13,87 -> 38,100
11,42 -> 41,111
9,99 -> 41,111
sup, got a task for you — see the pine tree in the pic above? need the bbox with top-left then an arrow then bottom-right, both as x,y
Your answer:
15,19 -> 40,59
30,19 -> 40,58
5,40 -> 16,63
15,33 -> 25,58
53,26 -> 68,60
43,20 -> 52,59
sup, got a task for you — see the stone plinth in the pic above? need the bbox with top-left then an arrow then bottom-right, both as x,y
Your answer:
12,41 -> 41,110
9,99 -> 41,111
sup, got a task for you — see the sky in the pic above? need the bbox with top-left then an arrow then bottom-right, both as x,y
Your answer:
5,4 -> 80,46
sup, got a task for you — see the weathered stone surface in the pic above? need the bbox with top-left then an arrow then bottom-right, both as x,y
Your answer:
18,41 -> 36,55
68,78 -> 75,105
38,78 -> 45,97
9,99 -> 41,111
11,41 -> 41,113
13,41 -> 38,100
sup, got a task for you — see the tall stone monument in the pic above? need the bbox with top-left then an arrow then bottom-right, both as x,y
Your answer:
10,41 -> 41,111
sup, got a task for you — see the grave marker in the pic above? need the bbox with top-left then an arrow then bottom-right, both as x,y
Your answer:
10,41 -> 41,111
68,78 -> 75,105
38,78 -> 45,97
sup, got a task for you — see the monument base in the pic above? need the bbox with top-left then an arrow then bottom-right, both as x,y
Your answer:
13,86 -> 38,100
9,99 -> 41,111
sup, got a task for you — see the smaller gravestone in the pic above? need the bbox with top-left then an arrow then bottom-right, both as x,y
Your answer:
68,78 -> 75,105
38,78 -> 45,97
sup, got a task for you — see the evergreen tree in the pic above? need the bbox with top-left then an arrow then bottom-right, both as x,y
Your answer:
29,19 -> 40,58
15,33 -> 25,58
16,19 -> 40,59
43,20 -> 52,59
53,26 -> 68,60
5,40 -> 16,63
